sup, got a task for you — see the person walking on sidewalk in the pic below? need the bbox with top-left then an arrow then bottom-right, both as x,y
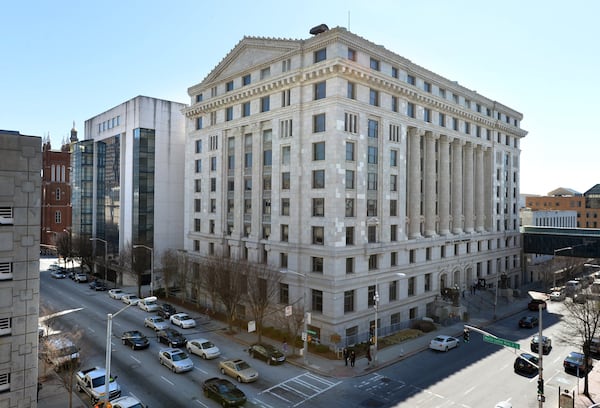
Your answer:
350,350 -> 356,367
366,345 -> 372,365
343,347 -> 349,366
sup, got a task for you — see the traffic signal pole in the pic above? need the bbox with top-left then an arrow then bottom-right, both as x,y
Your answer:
538,303 -> 544,406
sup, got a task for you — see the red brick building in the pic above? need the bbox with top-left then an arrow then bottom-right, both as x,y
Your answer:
525,186 -> 600,228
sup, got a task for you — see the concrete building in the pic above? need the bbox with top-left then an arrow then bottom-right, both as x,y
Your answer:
183,27 -> 527,345
72,96 -> 186,283
0,130 -> 41,406
525,186 -> 600,228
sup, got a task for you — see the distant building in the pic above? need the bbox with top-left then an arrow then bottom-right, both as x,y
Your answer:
525,185 -> 600,228
0,130 -> 41,406
183,27 -> 527,345
71,96 -> 186,283
40,129 -> 73,254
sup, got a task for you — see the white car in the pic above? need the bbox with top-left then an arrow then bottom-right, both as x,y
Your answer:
121,294 -> 140,305
144,316 -> 169,331
74,272 -> 88,283
158,348 -> 193,373
429,335 -> 460,352
186,338 -> 221,359
108,289 -> 125,300
170,313 -> 196,329
108,395 -> 146,408
549,291 -> 565,301
138,298 -> 159,312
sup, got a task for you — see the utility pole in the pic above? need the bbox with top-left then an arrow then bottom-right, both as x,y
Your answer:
538,303 -> 545,407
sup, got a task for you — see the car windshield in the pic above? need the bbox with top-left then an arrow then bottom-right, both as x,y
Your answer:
236,361 -> 250,370
91,376 -> 106,388
202,341 -> 215,348
433,337 -> 445,342
179,314 -> 190,320
154,317 -> 165,322
171,352 -> 188,361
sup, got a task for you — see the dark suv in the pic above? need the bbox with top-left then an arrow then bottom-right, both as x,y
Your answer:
158,303 -> 177,319
530,335 -> 552,354
514,353 -> 539,375
157,328 -> 187,348
564,351 -> 593,376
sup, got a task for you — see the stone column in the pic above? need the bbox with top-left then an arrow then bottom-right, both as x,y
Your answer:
475,145 -> 485,232
439,135 -> 450,235
451,139 -> 463,234
424,132 -> 437,237
463,142 -> 474,233
408,127 -> 422,239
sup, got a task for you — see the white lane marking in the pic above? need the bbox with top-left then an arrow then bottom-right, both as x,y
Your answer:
88,327 -> 95,333
194,400 -> 209,407
251,399 -> 275,408
195,366 -> 208,374
463,385 -> 476,395
130,355 -> 141,364
160,376 -> 174,386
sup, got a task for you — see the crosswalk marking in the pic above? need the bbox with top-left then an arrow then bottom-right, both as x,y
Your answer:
256,372 -> 341,407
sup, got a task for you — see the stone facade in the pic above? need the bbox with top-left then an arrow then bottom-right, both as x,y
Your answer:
0,130 -> 41,407
183,27 -> 527,346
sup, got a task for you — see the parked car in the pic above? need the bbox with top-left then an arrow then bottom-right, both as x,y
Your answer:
574,293 -> 587,304
170,313 -> 196,329
514,352 -> 539,375
202,377 -> 246,407
121,330 -> 149,350
107,395 -> 147,408
586,337 -> 600,355
50,270 -> 66,279
158,348 -> 193,373
144,316 -> 169,331
564,351 -> 593,376
89,281 -> 107,291
429,335 -> 460,352
74,272 -> 88,283
156,328 -> 187,348
138,298 -> 159,312
219,359 -> 258,383
186,338 -> 221,359
549,290 -> 566,301
108,289 -> 125,300
158,303 -> 177,319
528,299 -> 547,311
530,335 -> 552,354
518,315 -> 539,329
121,294 -> 140,305
248,343 -> 285,365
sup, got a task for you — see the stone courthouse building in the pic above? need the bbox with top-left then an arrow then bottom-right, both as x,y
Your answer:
182,26 -> 527,346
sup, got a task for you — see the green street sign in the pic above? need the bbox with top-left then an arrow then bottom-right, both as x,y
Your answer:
483,335 -> 520,349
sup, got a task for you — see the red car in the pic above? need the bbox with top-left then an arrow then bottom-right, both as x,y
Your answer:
528,299 -> 547,311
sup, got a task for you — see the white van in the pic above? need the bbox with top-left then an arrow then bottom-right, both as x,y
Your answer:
44,337 -> 80,370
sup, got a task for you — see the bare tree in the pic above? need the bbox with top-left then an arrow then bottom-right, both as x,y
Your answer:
560,298 -> 600,397
202,256 -> 245,333
55,231 -> 72,270
73,234 -> 94,275
245,263 -> 281,342
160,249 -> 179,298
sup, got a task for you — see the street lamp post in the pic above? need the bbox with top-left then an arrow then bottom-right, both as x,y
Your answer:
104,296 -> 156,405
133,245 -> 154,296
89,237 -> 108,285
281,269 -> 308,365
373,272 -> 406,366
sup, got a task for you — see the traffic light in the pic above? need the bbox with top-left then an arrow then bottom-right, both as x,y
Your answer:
463,328 -> 470,342
537,378 -> 544,395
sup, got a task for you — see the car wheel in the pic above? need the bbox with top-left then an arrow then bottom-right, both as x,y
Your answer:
236,376 -> 242,383
131,343 -> 135,350
170,342 -> 174,348
159,358 -> 163,366
122,339 -> 126,345
221,401 -> 228,408
220,368 -> 226,375
203,389 -> 209,397
201,353 -> 207,360
250,351 -> 255,359
76,383 -> 82,392
171,365 -> 176,373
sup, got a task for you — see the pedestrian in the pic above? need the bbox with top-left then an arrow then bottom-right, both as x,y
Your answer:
350,350 -> 356,367
282,338 -> 288,355
366,345 -> 372,365
343,347 -> 349,366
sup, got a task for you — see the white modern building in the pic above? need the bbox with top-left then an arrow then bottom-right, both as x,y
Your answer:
74,96 -> 186,280
0,130 -> 41,406
183,27 -> 527,345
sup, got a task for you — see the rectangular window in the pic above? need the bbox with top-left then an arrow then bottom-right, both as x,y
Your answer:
465,121 -> 470,134
346,257 -> 354,273
368,146 -> 378,164
312,289 -> 323,312
391,96 -> 398,112
346,142 -> 355,161
194,199 -> 201,212
281,145 -> 291,165
244,178 -> 252,191
226,81 -> 234,92
390,199 -> 397,216
369,89 -> 379,106
368,225 -> 377,243
312,257 -> 324,273
407,74 -> 416,85
195,139 -> 202,153
389,280 -> 398,301
347,48 -> 356,61
263,199 -> 271,215
368,255 -> 378,270
242,102 -> 250,117
194,218 -> 201,232
242,74 -> 251,86
226,107 -> 233,121
210,156 -> 217,171
281,224 -> 289,242
345,198 -> 355,217
282,59 -> 291,72
313,142 -> 325,160
244,152 -> 252,168
389,124 -> 400,142
408,277 -> 415,296
370,57 -> 380,71
314,48 -> 327,63
424,108 -> 431,123
196,117 -> 203,130
368,119 -> 379,138
367,199 -> 377,216
347,82 -> 356,99
439,113 -> 445,127
345,170 -> 355,189
263,149 -> 272,166
344,290 -> 354,313
261,96 -> 270,112
390,225 -> 397,241
391,66 -> 398,78
210,199 -> 216,212
345,226 -> 354,245
423,82 -> 431,92
407,102 -> 415,118
260,67 -> 270,79
195,159 -> 202,173
439,88 -> 446,98
391,251 -> 397,266
312,169 -> 325,188
54,211 -> 61,223
344,112 -> 357,133
452,117 -> 459,131
281,198 -> 290,216
279,283 -> 289,304
281,90 -> 291,107
281,172 -> 290,189
314,81 -> 326,100
367,173 -> 377,190
313,113 -> 326,133
0,263 -> 12,281
228,154 -> 235,170
312,198 -> 325,217
0,373 -> 10,393
390,150 -> 398,166
210,134 -> 218,150
196,94 -> 203,103
424,273 -> 432,292
280,252 -> 288,268
194,179 -> 201,192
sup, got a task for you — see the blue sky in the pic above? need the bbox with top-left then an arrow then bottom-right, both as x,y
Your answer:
2,0 -> 598,196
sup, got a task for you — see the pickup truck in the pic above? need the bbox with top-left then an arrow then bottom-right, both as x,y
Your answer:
75,367 -> 121,403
